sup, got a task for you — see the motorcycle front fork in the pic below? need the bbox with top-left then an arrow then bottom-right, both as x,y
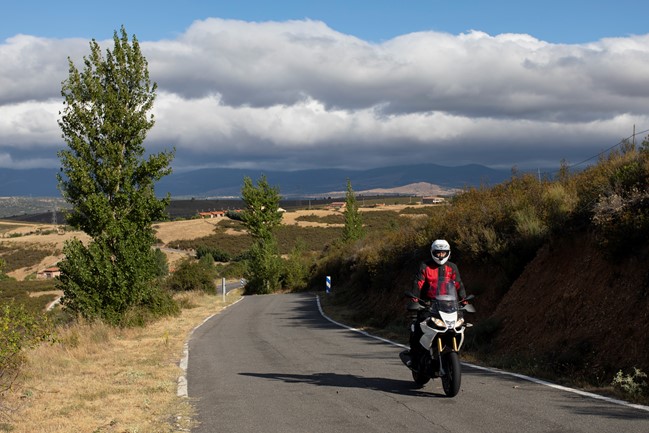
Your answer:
434,336 -> 459,376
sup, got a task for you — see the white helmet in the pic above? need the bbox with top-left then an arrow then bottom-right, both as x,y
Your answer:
430,239 -> 451,265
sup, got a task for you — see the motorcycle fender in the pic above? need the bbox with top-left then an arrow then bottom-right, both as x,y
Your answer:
419,321 -> 438,351
455,329 -> 465,351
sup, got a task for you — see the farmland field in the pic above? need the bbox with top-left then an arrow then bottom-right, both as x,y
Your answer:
1,203 -> 436,281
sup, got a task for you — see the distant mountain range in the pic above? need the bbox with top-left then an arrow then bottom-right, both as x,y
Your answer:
0,163 -> 513,198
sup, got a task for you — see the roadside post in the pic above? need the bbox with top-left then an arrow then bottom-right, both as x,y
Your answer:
326,276 -> 331,294
222,278 -> 226,302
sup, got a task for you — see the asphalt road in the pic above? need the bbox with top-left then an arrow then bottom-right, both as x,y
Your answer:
187,292 -> 649,433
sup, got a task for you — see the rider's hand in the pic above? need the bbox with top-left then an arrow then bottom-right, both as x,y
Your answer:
460,298 -> 469,306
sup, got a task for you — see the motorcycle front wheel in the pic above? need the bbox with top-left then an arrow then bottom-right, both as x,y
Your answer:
441,352 -> 461,397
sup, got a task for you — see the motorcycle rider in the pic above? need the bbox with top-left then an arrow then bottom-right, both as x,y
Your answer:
406,239 -> 467,369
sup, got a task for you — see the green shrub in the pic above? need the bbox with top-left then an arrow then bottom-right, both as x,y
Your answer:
166,256 -> 218,293
215,261 -> 247,279
295,213 -> 343,224
399,206 -> 438,217
587,150 -> 649,252
57,236 -> 170,327
119,287 -> 180,327
196,245 -> 231,262
152,248 -> 169,277
612,368 -> 648,396
0,302 -> 53,402
225,210 -> 243,221
282,240 -> 312,291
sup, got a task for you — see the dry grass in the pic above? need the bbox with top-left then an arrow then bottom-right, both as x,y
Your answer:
2,289 -> 243,433
154,219 -> 221,245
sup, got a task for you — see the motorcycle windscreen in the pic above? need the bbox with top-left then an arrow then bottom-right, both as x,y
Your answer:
434,281 -> 459,313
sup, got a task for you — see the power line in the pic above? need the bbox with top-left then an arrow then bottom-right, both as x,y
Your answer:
516,126 -> 649,180
567,127 -> 649,170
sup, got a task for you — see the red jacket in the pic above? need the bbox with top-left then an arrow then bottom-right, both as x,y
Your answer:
413,260 -> 466,301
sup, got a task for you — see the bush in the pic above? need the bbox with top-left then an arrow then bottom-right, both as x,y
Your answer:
152,248 -> 169,277
611,368 -> 648,396
282,240 -> 312,291
215,261 -> 247,279
585,148 -> 649,252
119,287 -> 180,327
166,256 -> 218,293
1,302 -> 53,412
58,236 -> 169,326
225,210 -> 243,221
196,245 -> 231,262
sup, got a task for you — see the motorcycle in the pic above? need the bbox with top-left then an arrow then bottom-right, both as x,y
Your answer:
399,281 -> 475,397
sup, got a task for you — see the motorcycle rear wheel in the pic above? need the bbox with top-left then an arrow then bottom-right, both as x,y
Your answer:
441,352 -> 461,397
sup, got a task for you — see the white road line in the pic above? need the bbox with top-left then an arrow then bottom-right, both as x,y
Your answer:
316,294 -> 649,413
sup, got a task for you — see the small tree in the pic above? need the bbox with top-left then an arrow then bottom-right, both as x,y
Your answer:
57,27 -> 176,325
240,175 -> 283,294
240,175 -> 283,240
246,237 -> 283,294
341,179 -> 365,243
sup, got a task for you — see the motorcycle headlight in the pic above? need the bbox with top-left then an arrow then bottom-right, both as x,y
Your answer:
455,318 -> 465,328
427,317 -> 446,328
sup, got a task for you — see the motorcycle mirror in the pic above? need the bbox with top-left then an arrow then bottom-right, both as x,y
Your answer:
463,304 -> 476,313
406,301 -> 425,312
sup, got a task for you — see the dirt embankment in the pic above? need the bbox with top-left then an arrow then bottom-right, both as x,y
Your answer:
477,232 -> 649,377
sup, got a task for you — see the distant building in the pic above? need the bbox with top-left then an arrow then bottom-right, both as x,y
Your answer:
38,266 -> 61,279
422,197 -> 445,204
198,211 -> 226,218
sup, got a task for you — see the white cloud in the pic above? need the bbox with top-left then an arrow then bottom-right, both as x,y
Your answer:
0,98 -> 62,147
2,19 -> 649,171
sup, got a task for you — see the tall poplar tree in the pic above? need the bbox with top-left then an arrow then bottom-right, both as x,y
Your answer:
341,179 -> 365,243
240,175 -> 283,294
57,27 -> 176,324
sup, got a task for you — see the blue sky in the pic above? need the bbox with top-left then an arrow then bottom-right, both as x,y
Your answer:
3,1 -> 648,44
1,1 -> 649,177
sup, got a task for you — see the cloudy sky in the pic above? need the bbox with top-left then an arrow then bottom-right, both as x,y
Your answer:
2,0 -> 649,173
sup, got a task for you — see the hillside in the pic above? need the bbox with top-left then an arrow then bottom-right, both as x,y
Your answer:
482,232 -> 649,379
4,200 -> 647,396
0,204 -> 422,280
0,163 -> 511,197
